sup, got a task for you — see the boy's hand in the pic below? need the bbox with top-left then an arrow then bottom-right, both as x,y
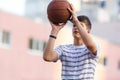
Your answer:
67,4 -> 78,24
50,22 -> 66,36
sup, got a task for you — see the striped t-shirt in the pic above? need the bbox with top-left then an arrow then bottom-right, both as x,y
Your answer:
54,44 -> 99,80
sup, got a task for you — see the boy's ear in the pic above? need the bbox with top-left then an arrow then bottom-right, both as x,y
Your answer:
87,29 -> 91,33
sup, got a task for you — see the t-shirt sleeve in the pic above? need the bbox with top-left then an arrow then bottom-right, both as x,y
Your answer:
54,45 -> 63,60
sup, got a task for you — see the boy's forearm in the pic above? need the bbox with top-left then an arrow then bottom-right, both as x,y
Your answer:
43,36 -> 56,61
74,20 -> 97,55
75,20 -> 93,44
43,30 -> 58,61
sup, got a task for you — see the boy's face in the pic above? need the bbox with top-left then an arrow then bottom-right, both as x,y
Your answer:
72,22 -> 90,39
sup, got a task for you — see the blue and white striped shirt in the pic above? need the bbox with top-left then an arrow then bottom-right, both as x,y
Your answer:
55,44 -> 99,80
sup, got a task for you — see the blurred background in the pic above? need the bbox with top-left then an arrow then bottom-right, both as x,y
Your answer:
0,0 -> 120,80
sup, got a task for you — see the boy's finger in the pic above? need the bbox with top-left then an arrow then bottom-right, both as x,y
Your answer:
67,7 -> 72,13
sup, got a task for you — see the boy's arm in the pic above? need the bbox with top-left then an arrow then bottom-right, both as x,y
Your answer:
43,22 -> 65,62
75,21 -> 97,56
68,4 -> 97,56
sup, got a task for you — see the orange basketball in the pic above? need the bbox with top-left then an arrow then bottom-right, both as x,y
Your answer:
47,0 -> 71,25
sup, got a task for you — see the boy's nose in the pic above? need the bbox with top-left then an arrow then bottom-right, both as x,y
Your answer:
74,26 -> 78,29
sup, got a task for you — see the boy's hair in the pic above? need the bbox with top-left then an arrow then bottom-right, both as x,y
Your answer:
77,15 -> 92,30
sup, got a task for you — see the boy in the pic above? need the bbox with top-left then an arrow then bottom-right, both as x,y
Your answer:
43,4 -> 99,80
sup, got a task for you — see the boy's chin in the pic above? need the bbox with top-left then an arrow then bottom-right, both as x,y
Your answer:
74,36 -> 81,39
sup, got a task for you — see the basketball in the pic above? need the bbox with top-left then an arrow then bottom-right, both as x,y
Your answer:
47,0 -> 71,25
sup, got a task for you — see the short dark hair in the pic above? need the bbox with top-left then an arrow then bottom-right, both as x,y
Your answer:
77,15 -> 91,30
